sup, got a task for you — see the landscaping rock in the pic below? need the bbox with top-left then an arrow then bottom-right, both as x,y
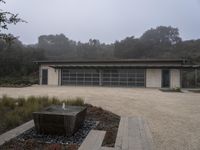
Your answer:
17,120 -> 97,145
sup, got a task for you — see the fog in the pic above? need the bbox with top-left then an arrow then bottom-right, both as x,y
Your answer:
2,0 -> 200,44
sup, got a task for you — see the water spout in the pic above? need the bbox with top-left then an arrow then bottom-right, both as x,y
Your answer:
62,102 -> 65,110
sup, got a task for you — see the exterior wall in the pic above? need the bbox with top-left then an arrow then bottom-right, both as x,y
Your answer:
170,69 -> 181,88
146,69 -> 162,88
39,64 -> 181,88
40,65 -> 59,86
146,69 -> 181,88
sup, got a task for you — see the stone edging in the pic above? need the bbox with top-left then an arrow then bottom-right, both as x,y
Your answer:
0,120 -> 34,146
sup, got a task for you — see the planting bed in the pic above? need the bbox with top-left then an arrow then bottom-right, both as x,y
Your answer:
0,104 -> 120,150
159,88 -> 182,92
17,120 -> 97,145
188,89 -> 200,93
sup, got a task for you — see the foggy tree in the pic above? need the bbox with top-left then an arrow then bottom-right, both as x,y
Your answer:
114,36 -> 143,58
140,26 -> 182,45
38,34 -> 77,59
114,26 -> 185,59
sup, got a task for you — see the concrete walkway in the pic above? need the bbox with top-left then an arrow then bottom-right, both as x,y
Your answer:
0,86 -> 200,150
0,120 -> 34,146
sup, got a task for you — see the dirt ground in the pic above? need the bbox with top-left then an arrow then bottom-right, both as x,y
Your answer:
0,85 -> 200,150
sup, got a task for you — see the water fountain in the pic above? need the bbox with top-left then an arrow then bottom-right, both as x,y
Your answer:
33,103 -> 87,137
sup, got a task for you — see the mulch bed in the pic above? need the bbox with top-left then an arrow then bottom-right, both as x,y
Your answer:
0,104 -> 120,150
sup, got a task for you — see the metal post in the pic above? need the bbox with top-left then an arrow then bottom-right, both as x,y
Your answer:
99,70 -> 102,86
83,71 -> 85,86
118,72 -> 120,86
91,73 -> 93,86
76,72 -> 77,86
127,71 -> 129,87
69,72 -> 71,85
195,69 -> 198,88
110,72 -> 111,87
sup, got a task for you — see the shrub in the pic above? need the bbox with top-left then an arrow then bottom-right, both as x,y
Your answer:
0,76 -> 38,87
64,97 -> 84,106
51,97 -> 61,105
173,87 -> 182,92
0,95 -> 16,109
17,97 -> 26,107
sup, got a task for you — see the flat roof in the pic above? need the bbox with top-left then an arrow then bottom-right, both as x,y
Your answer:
49,64 -> 200,69
34,59 -> 186,64
34,59 -> 200,69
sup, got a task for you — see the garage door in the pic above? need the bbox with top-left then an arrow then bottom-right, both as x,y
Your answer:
102,69 -> 145,87
61,69 -> 99,86
61,69 -> 145,87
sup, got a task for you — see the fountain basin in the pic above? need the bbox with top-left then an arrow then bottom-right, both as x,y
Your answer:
33,105 -> 87,136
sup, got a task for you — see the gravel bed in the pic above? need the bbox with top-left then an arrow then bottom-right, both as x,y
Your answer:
17,119 -> 97,145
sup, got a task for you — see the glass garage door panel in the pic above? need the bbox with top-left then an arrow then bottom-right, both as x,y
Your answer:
61,69 -> 99,85
102,69 -> 145,87
62,68 -> 145,87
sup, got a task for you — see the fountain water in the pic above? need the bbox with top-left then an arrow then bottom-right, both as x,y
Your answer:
62,102 -> 65,110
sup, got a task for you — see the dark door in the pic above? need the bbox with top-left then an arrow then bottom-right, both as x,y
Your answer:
162,70 -> 170,88
42,69 -> 48,85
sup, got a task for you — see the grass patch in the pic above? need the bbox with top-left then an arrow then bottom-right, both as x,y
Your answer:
0,96 -> 84,134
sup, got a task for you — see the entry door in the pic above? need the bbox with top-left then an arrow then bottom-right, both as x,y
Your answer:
42,69 -> 48,85
162,70 -> 170,88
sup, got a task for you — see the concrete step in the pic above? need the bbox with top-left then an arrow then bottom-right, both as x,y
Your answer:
78,130 -> 106,150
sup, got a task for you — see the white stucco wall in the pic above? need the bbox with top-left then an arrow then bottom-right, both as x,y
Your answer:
40,65 -> 59,86
170,69 -> 181,88
146,69 -> 162,88
146,69 -> 181,88
39,65 -> 181,88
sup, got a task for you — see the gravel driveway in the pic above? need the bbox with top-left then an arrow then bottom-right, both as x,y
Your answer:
0,85 -> 200,150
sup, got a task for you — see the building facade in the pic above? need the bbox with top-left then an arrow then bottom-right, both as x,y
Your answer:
35,59 -> 200,88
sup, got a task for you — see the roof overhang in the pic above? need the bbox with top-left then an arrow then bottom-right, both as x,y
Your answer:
34,59 -> 200,69
34,59 -> 186,64
49,64 -> 200,69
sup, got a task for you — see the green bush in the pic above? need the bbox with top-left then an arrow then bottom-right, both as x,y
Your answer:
0,76 -> 38,87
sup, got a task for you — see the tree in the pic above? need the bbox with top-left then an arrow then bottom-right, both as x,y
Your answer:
114,36 -> 140,58
0,0 -> 24,42
140,26 -> 182,46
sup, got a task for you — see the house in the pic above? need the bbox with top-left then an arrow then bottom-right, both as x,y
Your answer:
35,59 -> 200,88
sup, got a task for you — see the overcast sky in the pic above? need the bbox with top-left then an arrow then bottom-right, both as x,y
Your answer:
2,0 -> 200,44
